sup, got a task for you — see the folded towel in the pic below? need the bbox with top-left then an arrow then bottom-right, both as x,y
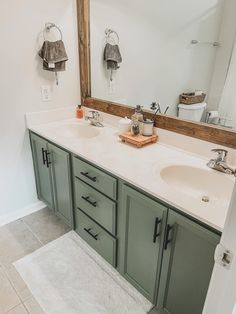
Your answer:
38,40 -> 68,72
104,43 -> 122,70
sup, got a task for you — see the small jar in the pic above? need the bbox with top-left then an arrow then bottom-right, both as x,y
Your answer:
142,119 -> 154,136
131,120 -> 140,136
118,117 -> 131,134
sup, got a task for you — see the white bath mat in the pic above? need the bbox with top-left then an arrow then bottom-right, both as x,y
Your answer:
14,231 -> 152,314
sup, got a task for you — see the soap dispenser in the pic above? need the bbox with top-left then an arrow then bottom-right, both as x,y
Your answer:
132,105 -> 144,122
76,105 -> 84,119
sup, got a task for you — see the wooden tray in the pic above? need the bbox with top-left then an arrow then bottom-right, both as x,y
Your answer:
119,132 -> 158,148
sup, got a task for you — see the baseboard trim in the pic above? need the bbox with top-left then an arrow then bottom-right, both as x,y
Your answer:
0,201 -> 46,227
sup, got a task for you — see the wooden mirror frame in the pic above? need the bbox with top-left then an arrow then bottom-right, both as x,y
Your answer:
76,0 -> 236,149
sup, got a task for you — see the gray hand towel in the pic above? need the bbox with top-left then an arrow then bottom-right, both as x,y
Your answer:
104,43 -> 122,70
38,40 -> 68,72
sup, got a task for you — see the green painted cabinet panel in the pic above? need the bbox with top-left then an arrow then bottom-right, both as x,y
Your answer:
30,133 -> 54,208
157,210 -> 220,314
75,208 -> 117,266
72,157 -> 117,200
74,178 -> 116,234
121,185 -> 168,303
48,143 -> 73,227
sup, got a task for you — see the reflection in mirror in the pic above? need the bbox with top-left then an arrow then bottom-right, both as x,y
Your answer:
90,0 -> 236,129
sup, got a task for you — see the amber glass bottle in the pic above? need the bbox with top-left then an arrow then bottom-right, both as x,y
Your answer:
76,105 -> 84,119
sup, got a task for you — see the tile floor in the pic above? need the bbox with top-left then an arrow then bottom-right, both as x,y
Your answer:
0,207 -> 71,314
0,207 -> 158,314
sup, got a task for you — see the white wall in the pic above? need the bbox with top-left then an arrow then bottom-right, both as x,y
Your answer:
0,0 -> 80,225
90,0 -> 224,115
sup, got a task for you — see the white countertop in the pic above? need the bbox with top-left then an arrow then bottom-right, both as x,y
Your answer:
26,107 -> 235,232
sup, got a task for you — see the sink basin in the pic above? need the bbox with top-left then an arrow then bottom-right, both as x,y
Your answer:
51,123 -> 100,139
160,165 -> 234,205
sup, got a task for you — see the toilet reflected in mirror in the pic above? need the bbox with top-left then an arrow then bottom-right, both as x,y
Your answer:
178,103 -> 207,122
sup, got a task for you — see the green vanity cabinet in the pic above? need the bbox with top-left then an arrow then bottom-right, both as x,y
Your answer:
157,210 -> 220,314
30,133 -> 73,227
30,134 -> 220,313
48,143 -> 73,227
121,185 -> 168,303
30,133 -> 54,208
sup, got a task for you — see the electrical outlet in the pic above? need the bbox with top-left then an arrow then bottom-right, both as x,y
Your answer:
41,85 -> 52,102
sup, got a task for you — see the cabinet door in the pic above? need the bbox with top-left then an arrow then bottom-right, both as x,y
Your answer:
157,210 -> 220,314
121,185 -> 167,303
30,133 -> 53,208
48,143 -> 73,227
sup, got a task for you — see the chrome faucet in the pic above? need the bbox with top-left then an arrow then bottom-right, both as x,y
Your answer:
207,149 -> 235,175
85,111 -> 104,127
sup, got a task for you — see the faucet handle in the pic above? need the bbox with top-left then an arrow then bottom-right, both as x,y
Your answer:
211,149 -> 228,160
89,110 -> 99,118
89,110 -> 99,119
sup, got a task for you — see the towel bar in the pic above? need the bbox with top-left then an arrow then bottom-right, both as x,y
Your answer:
105,28 -> 119,45
44,22 -> 63,41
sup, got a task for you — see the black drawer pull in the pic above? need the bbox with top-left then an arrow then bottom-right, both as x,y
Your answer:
164,224 -> 174,250
153,217 -> 161,243
80,171 -> 97,182
84,227 -> 98,240
81,196 -> 97,207
46,151 -> 52,168
41,148 -> 47,165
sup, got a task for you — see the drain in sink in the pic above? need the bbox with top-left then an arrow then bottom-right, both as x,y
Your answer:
202,196 -> 210,203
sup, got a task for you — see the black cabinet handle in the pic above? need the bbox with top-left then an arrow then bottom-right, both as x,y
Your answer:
46,151 -> 52,168
84,227 -> 98,240
41,148 -> 47,165
164,224 -> 174,250
153,217 -> 161,243
81,196 -> 97,207
80,171 -> 97,182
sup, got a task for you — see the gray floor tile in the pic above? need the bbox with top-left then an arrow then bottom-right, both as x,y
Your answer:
0,220 -> 42,268
0,267 -> 21,313
22,207 -> 54,222
4,264 -> 32,302
22,208 -> 71,245
0,208 -> 70,313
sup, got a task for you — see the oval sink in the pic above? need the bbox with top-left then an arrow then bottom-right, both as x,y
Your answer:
51,123 -> 100,139
160,165 -> 234,205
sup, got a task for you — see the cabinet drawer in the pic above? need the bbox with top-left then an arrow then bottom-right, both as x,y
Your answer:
75,209 -> 117,267
73,157 -> 117,200
75,178 -> 116,234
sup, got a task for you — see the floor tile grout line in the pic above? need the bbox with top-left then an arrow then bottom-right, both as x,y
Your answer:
22,301 -> 30,314
23,295 -> 45,314
20,218 -> 44,246
0,267 -> 22,313
3,265 -> 28,311
4,302 -> 29,314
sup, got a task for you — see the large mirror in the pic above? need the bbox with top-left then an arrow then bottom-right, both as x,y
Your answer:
90,0 -> 236,130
